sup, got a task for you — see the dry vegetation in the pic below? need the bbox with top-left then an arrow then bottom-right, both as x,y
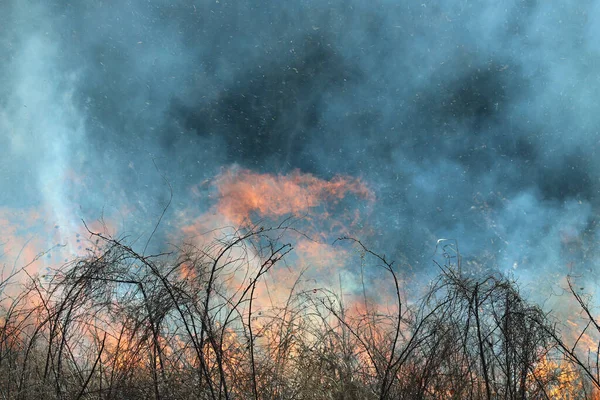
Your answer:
0,223 -> 599,399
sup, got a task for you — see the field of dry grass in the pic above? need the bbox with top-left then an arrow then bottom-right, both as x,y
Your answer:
0,223 -> 598,399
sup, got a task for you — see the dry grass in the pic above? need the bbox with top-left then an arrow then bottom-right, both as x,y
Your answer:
0,224 -> 596,399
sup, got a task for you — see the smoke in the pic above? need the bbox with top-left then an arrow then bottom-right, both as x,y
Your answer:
1,0 -> 599,297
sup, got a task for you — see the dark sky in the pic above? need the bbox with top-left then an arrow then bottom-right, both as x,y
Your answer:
1,1 -> 599,290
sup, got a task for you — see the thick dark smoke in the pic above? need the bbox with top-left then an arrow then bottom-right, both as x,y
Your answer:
1,1 -> 599,293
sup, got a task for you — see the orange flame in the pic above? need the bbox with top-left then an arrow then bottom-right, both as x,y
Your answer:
213,168 -> 373,225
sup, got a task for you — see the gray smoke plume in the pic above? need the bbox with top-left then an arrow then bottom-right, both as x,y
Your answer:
1,1 -> 599,294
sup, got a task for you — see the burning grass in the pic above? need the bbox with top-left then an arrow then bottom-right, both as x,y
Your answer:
0,222 -> 598,399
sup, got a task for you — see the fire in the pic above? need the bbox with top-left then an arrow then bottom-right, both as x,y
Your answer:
6,166 -> 600,398
176,168 -> 375,318
531,354 -> 600,399
206,167 -> 374,226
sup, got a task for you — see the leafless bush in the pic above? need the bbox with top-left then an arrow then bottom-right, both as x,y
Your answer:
0,224 -> 597,399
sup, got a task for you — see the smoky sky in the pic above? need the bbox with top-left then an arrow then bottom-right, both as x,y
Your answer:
2,1 -> 600,287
